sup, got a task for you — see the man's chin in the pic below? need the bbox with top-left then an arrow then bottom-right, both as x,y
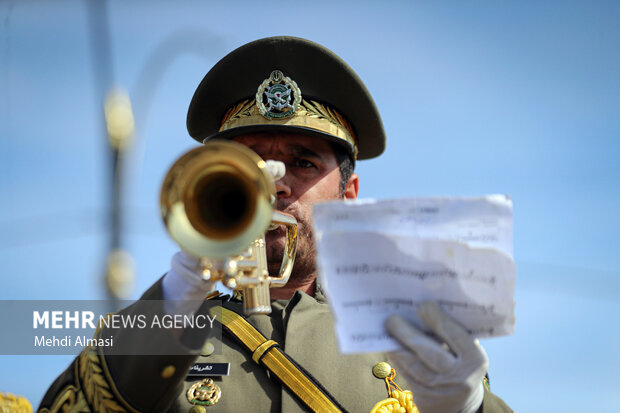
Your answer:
265,230 -> 286,253
265,237 -> 285,275
267,261 -> 283,276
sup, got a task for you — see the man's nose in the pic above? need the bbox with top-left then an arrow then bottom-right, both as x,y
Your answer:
275,176 -> 292,199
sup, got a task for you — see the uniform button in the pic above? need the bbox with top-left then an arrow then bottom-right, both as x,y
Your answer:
161,365 -> 176,379
202,341 -> 215,356
372,362 -> 392,379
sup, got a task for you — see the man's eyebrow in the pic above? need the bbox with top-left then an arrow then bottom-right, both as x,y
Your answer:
246,142 -> 326,160
288,145 -> 323,160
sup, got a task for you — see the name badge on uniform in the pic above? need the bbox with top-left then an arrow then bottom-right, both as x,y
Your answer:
188,363 -> 230,377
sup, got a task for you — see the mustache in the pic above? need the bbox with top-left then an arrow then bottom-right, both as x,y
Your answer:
273,203 -> 308,227
275,199 -> 294,211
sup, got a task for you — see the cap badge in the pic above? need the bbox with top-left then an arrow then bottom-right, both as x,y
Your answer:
256,70 -> 302,119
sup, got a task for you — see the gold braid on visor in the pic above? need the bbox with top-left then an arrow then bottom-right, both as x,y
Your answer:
219,98 -> 358,159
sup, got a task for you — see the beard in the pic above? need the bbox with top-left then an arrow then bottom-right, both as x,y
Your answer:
265,210 -> 316,284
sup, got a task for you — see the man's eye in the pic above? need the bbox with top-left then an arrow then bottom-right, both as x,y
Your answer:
295,159 -> 316,169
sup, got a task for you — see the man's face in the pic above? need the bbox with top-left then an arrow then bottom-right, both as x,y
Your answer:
233,132 -> 358,282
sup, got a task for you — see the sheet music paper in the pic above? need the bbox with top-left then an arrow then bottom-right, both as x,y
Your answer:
313,195 -> 516,354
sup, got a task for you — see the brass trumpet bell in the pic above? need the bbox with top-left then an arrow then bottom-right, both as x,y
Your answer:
160,141 -> 297,314
161,141 -> 275,258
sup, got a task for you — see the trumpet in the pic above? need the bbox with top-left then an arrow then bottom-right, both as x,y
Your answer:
160,141 -> 298,315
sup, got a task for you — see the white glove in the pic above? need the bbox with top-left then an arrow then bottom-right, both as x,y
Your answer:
264,159 -> 286,181
385,301 -> 488,413
162,251 -> 216,316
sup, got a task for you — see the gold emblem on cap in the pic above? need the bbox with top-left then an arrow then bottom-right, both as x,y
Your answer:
256,70 -> 302,119
187,378 -> 222,408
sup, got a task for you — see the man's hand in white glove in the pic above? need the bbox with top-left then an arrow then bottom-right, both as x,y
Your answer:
385,302 -> 488,413
162,251 -> 216,317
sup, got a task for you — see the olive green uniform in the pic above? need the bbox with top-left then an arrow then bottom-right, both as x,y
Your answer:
39,280 -> 512,412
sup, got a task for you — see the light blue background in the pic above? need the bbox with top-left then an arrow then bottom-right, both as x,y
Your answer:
1,1 -> 619,411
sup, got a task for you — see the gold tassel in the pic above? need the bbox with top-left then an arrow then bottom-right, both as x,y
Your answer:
370,369 -> 418,413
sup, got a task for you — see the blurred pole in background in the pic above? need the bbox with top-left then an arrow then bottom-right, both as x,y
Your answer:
86,0 -> 135,300
103,89 -> 135,299
85,0 -> 223,301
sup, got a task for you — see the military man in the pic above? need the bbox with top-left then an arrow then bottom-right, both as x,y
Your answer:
39,36 -> 512,413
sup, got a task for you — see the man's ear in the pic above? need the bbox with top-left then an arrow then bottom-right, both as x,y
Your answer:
343,173 -> 359,200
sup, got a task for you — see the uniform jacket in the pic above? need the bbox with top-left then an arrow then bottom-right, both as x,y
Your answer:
39,280 -> 512,412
